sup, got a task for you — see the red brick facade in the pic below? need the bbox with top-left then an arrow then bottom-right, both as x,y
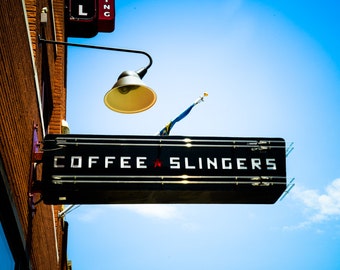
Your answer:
0,1 -> 68,269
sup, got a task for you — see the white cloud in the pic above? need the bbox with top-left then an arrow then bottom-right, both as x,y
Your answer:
114,204 -> 182,220
75,206 -> 105,222
289,178 -> 340,228
72,204 -> 182,223
111,205 -> 203,231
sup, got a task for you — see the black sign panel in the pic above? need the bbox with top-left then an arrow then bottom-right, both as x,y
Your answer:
68,0 -> 96,22
66,0 -> 116,38
41,135 -> 286,204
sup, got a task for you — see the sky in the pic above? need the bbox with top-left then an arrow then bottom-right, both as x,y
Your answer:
64,0 -> 340,269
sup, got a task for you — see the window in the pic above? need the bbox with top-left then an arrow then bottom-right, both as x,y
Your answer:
0,222 -> 15,270
0,155 -> 29,269
41,42 -> 53,133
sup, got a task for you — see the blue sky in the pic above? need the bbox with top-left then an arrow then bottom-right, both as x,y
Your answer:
65,0 -> 340,269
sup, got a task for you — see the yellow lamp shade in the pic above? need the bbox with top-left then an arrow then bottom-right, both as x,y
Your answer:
104,71 -> 157,114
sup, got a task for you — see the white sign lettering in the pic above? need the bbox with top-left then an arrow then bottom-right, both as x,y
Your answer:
78,5 -> 88,16
53,155 -> 277,171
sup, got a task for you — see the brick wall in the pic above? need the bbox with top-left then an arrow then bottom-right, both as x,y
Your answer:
0,0 -> 67,269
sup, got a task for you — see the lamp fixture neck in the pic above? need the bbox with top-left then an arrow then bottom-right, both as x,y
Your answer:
38,35 -> 153,71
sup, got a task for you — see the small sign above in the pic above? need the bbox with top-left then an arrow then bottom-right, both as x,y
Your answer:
68,0 -> 96,22
66,0 -> 115,38
98,0 -> 115,32
41,135 -> 287,204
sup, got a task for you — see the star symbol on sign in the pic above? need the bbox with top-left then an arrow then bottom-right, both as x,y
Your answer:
154,159 -> 162,168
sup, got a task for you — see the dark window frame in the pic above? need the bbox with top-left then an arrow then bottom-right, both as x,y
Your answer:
0,155 -> 31,270
40,41 -> 54,133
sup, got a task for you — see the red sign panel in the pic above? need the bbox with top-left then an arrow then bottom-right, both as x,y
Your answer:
98,0 -> 115,32
40,135 -> 287,205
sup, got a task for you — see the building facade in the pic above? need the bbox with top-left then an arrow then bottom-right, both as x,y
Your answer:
0,0 -> 68,269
